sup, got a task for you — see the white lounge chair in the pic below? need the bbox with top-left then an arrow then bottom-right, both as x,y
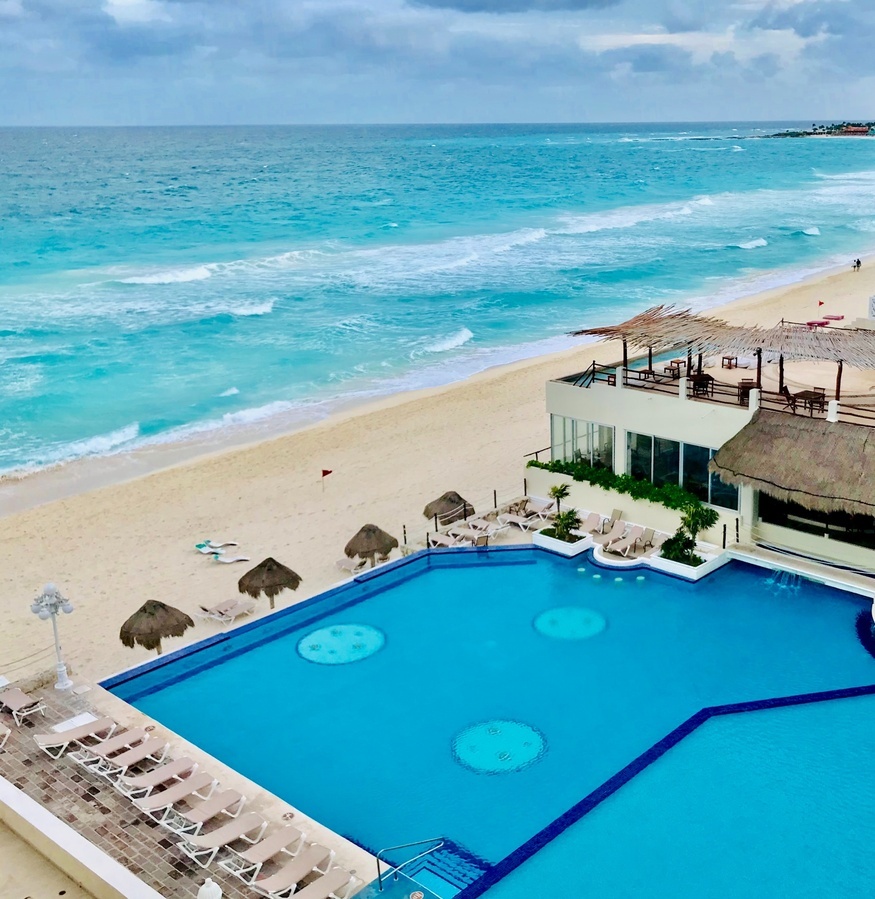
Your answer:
176,811 -> 268,868
335,557 -> 366,574
524,498 -> 556,520
290,868 -> 357,899
607,525 -> 644,557
219,824 -> 306,883
115,756 -> 198,799
89,737 -> 169,781
69,727 -> 147,769
593,520 -> 626,547
250,843 -> 333,898
212,554 -> 251,564
195,598 -> 256,625
0,688 -> 46,726
34,717 -> 117,759
160,788 -> 245,835
196,540 -> 239,551
428,533 -> 461,548
133,771 -> 217,822
496,513 -> 539,532
0,722 -> 9,751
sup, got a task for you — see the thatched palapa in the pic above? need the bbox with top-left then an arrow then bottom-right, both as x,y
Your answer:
345,524 -> 398,567
423,491 -> 474,524
119,600 -> 194,655
238,557 -> 302,610
710,411 -> 875,516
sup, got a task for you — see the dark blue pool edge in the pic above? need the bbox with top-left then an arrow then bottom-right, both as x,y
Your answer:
454,682 -> 875,899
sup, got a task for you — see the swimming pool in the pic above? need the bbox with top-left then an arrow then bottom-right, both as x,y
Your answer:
105,548 -> 875,893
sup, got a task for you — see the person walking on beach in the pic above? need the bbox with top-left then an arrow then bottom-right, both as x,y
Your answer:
857,258 -> 862,271
853,258 -> 862,271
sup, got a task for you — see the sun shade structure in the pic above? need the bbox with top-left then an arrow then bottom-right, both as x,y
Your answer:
423,491 -> 475,524
238,557 -> 302,610
119,600 -> 194,655
345,524 -> 399,567
571,305 -> 875,368
710,410 -> 875,516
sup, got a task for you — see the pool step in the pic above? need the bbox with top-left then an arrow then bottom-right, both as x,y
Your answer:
402,844 -> 489,897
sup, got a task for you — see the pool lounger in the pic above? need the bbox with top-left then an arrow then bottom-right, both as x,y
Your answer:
218,824 -> 307,883
194,598 -> 256,625
283,867 -> 357,899
33,716 -> 117,759
593,519 -> 626,547
115,755 -> 198,798
0,722 -> 9,751
89,737 -> 169,780
250,843 -> 333,898
0,688 -> 47,726
160,787 -> 246,835
336,557 -> 367,574
133,771 -> 217,822
176,811 -> 267,867
496,513 -> 539,532
69,727 -> 148,769
607,525 -> 645,557
212,554 -> 251,564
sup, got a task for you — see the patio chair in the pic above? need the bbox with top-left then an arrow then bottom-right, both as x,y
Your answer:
89,737 -> 169,781
115,756 -> 198,799
133,771 -> 217,822
335,557 -> 366,574
176,811 -> 268,868
286,868 -> 357,899
0,722 -> 9,751
212,554 -> 251,564
218,824 -> 307,883
249,843 -> 334,898
779,385 -> 797,413
195,598 -> 256,625
160,787 -> 246,835
69,727 -> 148,769
593,520 -> 626,547
600,509 -> 623,533
33,716 -> 117,759
0,687 -> 46,726
606,525 -> 644,557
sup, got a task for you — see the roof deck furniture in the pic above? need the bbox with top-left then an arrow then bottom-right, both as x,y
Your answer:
0,688 -> 47,726
664,362 -> 682,378
822,314 -> 844,321
805,319 -> 830,329
737,379 -> 756,406
721,355 -> 738,369
690,372 -> 715,397
794,389 -> 827,416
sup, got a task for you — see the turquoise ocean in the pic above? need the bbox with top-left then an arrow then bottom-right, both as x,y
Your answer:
2,122 -> 875,475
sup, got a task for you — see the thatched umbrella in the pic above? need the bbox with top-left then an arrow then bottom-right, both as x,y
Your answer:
238,557 -> 302,610
119,600 -> 194,656
345,524 -> 399,568
423,491 -> 474,525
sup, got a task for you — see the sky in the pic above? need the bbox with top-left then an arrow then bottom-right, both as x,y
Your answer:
1,0 -> 874,125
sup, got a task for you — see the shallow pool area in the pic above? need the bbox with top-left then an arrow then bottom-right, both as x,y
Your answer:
104,548 -> 875,894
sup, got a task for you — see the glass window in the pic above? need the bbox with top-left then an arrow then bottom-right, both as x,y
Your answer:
551,415 -> 572,462
653,437 -> 680,488
709,466 -> 739,510
593,425 -> 614,471
627,432 -> 653,481
759,493 -> 875,549
573,421 -> 592,465
682,443 -> 710,502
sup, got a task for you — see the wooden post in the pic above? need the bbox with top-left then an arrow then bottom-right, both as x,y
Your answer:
778,355 -> 784,392
493,489 -> 498,509
403,524 -> 407,544
697,353 -> 703,375
755,348 -> 762,389
648,346 -> 653,370
687,348 -> 692,372
836,360 -> 843,400
622,339 -> 628,369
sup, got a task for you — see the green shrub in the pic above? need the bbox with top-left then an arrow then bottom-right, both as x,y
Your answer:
659,530 -> 704,566
552,508 -> 582,542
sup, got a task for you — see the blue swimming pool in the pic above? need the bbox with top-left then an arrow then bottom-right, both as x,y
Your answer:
105,548 -> 875,893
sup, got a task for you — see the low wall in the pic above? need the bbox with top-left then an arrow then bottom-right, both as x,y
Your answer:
0,775 -> 164,899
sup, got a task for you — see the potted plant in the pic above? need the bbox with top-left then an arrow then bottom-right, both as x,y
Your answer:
533,508 -> 590,556
653,502 -> 723,576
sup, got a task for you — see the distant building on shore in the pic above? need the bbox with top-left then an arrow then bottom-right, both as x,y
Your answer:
841,125 -> 872,135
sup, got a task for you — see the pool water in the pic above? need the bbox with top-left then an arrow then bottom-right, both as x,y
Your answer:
106,550 -> 875,880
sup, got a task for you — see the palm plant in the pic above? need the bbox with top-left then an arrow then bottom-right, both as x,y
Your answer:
549,483 -> 571,514
552,508 -> 582,543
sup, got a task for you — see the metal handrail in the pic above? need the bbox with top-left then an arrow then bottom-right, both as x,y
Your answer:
376,837 -> 446,891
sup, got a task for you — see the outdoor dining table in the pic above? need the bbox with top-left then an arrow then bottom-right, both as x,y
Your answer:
689,373 -> 715,397
737,380 -> 756,405
794,389 -> 827,415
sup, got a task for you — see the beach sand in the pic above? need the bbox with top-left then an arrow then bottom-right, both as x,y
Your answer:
1,257 -> 874,685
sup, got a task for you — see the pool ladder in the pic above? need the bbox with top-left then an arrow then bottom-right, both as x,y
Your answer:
375,836 -> 446,891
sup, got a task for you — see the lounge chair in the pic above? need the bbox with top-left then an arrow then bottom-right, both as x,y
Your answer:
601,509 -> 623,533
639,527 -> 655,550
641,532 -> 669,559
133,771 -> 217,822
335,557 -> 366,574
176,811 -> 268,868
428,533 -> 460,548
250,843 -> 333,898
0,688 -> 46,726
69,727 -> 147,769
496,513 -> 539,532
89,737 -> 169,781
212,554 -> 251,564
160,788 -> 246,835
219,824 -> 306,883
572,511 -> 601,537
195,598 -> 256,625
34,716 -> 117,759
607,525 -> 644,557
0,722 -> 9,751
115,756 -> 198,799
524,498 -> 556,520
196,540 -> 239,552
593,520 -> 626,547
289,868 -> 357,899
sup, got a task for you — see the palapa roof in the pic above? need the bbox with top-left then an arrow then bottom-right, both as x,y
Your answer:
345,524 -> 399,559
423,491 -> 474,524
710,411 -> 875,516
119,600 -> 194,653
571,305 -> 875,368
238,557 -> 302,599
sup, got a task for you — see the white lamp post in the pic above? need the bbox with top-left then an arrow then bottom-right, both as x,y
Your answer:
30,583 -> 74,690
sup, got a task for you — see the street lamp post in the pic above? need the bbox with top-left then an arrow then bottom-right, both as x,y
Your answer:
30,583 -> 74,690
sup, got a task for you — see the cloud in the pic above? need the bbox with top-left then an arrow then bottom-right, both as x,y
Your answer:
408,0 -> 618,12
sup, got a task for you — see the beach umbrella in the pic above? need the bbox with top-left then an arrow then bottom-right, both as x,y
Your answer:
423,491 -> 474,525
345,524 -> 399,567
238,557 -> 302,610
119,600 -> 194,656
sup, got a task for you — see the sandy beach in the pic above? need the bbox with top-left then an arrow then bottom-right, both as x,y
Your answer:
1,257 -> 874,685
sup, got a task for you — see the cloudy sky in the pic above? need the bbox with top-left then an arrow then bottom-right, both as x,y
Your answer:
1,0 -> 873,125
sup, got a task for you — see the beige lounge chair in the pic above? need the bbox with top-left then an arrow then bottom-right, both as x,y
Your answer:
0,722 -> 9,751
89,737 -> 169,780
70,727 -> 147,769
496,513 -> 539,532
116,756 -> 198,799
601,509 -> 623,533
195,598 -> 256,625
335,557 -> 366,574
176,811 -> 268,868
219,824 -> 306,883
640,527 -> 655,550
160,788 -> 246,835
593,520 -> 626,547
290,868 -> 357,899
133,771 -> 217,822
34,716 -> 117,759
0,688 -> 46,726
573,511 -> 601,537
607,525 -> 644,557
428,533 -> 460,548
250,843 -> 333,898
641,532 -> 669,558
525,498 -> 556,520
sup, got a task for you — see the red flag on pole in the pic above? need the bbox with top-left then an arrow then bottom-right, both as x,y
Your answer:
818,301 -> 824,307
321,469 -> 333,478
